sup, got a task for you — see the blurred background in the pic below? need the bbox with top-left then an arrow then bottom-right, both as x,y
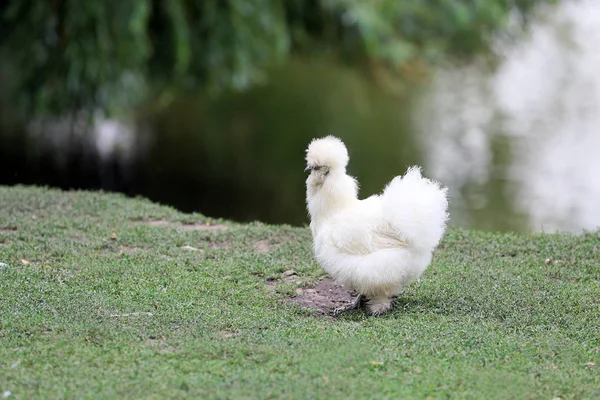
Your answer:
1,0 -> 599,233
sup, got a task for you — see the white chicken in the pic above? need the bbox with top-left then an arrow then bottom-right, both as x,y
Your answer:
305,136 -> 449,315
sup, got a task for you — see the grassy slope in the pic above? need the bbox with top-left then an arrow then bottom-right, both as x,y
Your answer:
0,186 -> 598,399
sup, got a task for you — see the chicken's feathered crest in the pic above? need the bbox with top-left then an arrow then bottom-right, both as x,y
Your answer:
306,136 -> 349,170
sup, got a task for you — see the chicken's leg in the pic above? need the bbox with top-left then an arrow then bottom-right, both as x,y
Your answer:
331,294 -> 364,316
365,296 -> 393,316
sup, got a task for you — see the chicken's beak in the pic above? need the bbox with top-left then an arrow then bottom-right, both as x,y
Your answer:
304,166 -> 312,172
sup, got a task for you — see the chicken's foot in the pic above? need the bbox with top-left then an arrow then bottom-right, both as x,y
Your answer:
331,294 -> 364,316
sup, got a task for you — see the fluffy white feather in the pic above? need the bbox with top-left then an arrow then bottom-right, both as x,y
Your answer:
305,136 -> 449,315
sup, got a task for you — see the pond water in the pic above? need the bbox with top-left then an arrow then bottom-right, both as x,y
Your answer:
418,0 -> 600,233
2,0 -> 599,234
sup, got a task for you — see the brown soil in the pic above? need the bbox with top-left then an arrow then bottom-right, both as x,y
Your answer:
143,336 -> 178,353
119,246 -> 142,255
208,239 -> 232,250
216,330 -> 239,339
144,220 -> 170,227
254,240 -> 271,253
143,220 -> 228,231
284,278 -> 357,315
179,222 -> 228,231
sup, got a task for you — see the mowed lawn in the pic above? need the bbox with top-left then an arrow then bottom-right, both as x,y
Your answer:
1,186 -> 598,399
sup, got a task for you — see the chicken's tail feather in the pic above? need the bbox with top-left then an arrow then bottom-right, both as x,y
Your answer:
381,166 -> 449,251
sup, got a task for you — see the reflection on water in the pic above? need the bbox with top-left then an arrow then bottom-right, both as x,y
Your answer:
418,0 -> 600,233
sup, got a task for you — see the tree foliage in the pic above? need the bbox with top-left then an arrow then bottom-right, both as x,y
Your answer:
0,0 -> 557,115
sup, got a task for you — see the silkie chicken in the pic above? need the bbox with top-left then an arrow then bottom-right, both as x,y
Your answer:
305,136 -> 449,315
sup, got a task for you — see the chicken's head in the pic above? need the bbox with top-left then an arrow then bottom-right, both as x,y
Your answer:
305,135 -> 348,175
305,136 -> 358,217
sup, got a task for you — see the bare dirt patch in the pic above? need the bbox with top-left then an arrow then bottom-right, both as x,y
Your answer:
144,336 -> 178,353
142,219 -> 229,231
254,240 -> 271,253
67,235 -> 87,244
268,277 -> 356,315
208,239 -> 232,250
119,246 -> 142,255
216,330 -> 239,339
180,222 -> 228,231
144,335 -> 167,346
0,226 -> 17,233
254,234 -> 295,253
145,220 -> 169,227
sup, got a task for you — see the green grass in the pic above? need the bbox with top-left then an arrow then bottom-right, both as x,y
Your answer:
1,186 -> 598,399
